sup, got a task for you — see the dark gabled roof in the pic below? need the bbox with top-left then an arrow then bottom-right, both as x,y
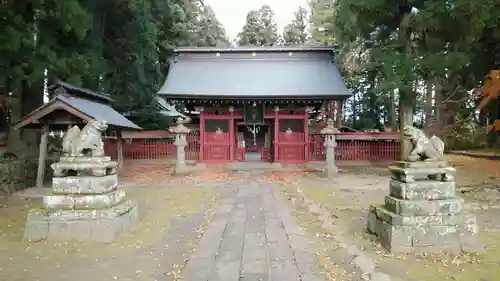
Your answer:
13,94 -> 141,130
47,79 -> 115,104
158,46 -> 351,100
173,45 -> 338,53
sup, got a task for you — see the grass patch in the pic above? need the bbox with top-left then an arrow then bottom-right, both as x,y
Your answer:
300,182 -> 500,281
0,186 -> 218,257
275,184 -> 354,281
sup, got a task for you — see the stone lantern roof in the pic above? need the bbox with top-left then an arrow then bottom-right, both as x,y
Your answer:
170,117 -> 191,134
320,118 -> 340,135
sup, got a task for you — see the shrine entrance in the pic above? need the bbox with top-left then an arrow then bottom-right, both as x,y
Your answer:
198,106 -> 310,164
236,120 -> 272,162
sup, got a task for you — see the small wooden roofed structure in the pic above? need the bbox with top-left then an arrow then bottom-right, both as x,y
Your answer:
13,80 -> 141,188
13,80 -> 141,130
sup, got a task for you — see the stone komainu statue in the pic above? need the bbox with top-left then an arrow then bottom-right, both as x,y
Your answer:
62,119 -> 108,157
403,125 -> 445,162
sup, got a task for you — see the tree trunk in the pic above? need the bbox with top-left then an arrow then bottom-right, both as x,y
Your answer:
389,90 -> 398,131
487,99 -> 500,146
399,96 -> 414,161
5,98 -> 22,153
424,77 -> 434,134
433,79 -> 446,140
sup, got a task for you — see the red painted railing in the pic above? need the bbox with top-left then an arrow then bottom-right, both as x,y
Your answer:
309,132 -> 400,162
104,131 -> 400,163
104,131 -> 200,160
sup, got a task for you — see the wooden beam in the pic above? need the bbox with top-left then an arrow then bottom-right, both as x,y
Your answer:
36,124 -> 49,188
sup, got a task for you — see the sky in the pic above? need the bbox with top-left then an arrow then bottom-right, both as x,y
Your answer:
204,0 -> 309,43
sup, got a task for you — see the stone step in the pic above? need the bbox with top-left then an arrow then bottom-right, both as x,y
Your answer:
384,196 -> 464,216
52,174 -> 118,194
24,200 -> 140,243
389,179 -> 456,200
367,205 -> 483,253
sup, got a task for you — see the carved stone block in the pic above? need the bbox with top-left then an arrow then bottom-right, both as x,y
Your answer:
368,205 -> 465,226
58,156 -> 112,163
389,179 -> 456,200
52,174 -> 118,194
389,165 -> 456,183
384,196 -> 464,216
52,160 -> 117,177
43,188 -> 126,211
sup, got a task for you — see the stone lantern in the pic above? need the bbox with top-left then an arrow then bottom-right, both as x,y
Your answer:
320,118 -> 340,177
170,117 -> 191,171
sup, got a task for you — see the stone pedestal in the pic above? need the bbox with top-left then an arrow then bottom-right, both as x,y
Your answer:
24,156 -> 140,242
367,161 -> 483,253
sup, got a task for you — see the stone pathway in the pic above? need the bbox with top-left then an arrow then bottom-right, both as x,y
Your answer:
182,179 -> 325,281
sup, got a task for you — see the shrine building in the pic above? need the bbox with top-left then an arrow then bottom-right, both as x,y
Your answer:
157,46 -> 352,164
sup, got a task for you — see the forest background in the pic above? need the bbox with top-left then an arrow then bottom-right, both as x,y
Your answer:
1,0 -> 499,153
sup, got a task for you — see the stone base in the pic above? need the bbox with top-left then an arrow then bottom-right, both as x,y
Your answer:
172,163 -> 207,175
389,161 -> 455,183
389,179 -> 456,200
384,195 -> 464,216
321,165 -> 338,178
367,205 -> 484,253
24,200 -> 140,243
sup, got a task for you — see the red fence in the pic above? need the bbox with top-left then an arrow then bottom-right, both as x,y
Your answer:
104,131 -> 200,160
309,132 -> 400,162
104,131 -> 400,163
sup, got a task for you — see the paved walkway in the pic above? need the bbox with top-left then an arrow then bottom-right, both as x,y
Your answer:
183,179 -> 325,281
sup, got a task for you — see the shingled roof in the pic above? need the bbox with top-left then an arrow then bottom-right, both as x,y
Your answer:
158,46 -> 352,100
13,81 -> 141,130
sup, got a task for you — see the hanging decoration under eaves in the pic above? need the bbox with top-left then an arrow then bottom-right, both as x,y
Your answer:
172,99 -> 325,104
244,102 -> 265,125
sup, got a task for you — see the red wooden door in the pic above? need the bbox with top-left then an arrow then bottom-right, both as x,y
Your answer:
276,130 -> 307,163
202,120 -> 231,163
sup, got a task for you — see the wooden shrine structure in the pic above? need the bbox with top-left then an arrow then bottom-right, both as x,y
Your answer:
13,80 -> 141,188
156,46 -> 354,164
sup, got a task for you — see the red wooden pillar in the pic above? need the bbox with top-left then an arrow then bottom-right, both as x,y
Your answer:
274,106 -> 279,162
229,106 -> 235,161
199,107 -> 205,162
304,109 -> 309,162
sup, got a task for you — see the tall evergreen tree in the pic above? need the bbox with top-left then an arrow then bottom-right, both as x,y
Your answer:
332,0 -> 500,148
308,0 -> 335,44
282,6 -> 309,45
237,5 -> 279,46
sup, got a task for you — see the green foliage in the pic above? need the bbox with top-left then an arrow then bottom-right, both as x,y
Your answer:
0,157 -> 38,195
332,0 -> 500,136
282,6 -> 309,45
173,1 -> 230,48
1,0 -> 229,131
308,0 -> 336,45
237,5 -> 279,46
